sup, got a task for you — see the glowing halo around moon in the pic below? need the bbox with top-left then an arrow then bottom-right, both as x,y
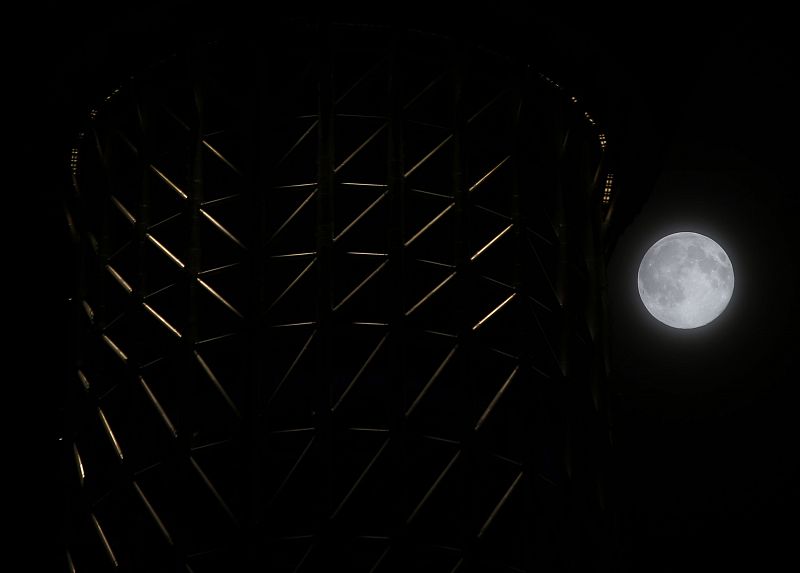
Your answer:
637,232 -> 734,329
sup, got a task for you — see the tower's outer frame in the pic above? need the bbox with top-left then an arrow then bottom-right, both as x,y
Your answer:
64,23 -> 615,572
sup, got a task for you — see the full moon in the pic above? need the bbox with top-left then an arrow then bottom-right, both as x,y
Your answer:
638,232 -> 734,329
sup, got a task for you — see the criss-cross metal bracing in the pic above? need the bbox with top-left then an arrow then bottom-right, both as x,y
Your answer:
63,23 -> 615,572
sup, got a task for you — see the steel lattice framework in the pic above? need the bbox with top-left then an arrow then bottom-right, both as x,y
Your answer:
63,23 -> 615,572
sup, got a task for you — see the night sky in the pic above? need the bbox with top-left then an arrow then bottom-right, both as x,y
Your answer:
604,15 -> 800,571
25,4 -> 799,571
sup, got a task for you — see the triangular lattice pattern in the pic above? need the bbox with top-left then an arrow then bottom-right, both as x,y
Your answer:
64,23 -> 614,572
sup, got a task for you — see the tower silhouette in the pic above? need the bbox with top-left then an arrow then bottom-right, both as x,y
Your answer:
63,22 -> 616,572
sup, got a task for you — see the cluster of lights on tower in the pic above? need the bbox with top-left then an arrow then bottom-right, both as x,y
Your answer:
567,94 -> 611,202
603,173 -> 614,204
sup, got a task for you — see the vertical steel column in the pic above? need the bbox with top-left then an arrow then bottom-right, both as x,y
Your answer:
177,44 -> 207,571
386,28 -> 410,569
450,36 -> 476,570
555,126 -> 571,382
245,31 -> 266,568
314,22 -> 336,564
510,65 -> 534,573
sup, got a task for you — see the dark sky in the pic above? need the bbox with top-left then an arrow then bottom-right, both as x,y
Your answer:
604,16 -> 800,572
26,4 -> 799,571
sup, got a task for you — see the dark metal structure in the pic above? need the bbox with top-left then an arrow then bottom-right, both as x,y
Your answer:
63,22 -> 616,572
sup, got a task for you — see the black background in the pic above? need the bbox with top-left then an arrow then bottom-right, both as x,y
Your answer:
22,3 -> 799,571
604,14 -> 800,572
